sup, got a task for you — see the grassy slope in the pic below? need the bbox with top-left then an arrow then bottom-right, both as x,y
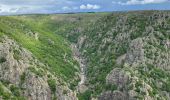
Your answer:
0,15 -> 77,82
0,13 -> 107,88
2,11 -> 170,99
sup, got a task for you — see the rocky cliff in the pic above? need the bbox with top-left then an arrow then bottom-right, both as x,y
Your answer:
75,11 -> 170,100
0,35 -> 77,100
1,11 -> 170,100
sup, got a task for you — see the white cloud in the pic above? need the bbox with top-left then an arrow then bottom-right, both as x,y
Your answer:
0,5 -> 19,13
113,0 -> 169,5
80,4 -> 101,10
80,5 -> 86,9
0,4 -> 43,14
0,0 -> 60,5
0,0 -> 75,14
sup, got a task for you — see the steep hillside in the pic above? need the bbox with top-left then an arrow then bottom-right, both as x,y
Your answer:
1,11 -> 170,100
0,36 -> 77,100
0,13 -> 106,100
0,16 -> 81,99
75,11 -> 170,100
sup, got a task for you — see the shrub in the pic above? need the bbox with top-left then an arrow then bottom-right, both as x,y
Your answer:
78,90 -> 91,100
10,85 -> 20,96
47,79 -> 56,93
13,49 -> 21,60
0,83 -> 11,100
20,72 -> 26,85
130,32 -> 141,40
28,67 -> 44,77
162,82 -> 170,92
70,81 -> 78,90
1,80 -> 10,86
0,57 -> 6,63
63,90 -> 67,94
105,84 -> 117,91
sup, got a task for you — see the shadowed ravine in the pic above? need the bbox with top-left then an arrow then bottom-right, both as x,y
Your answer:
1,11 -> 170,100
71,44 -> 88,93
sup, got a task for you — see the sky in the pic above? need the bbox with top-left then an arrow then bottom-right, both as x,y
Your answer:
0,0 -> 170,15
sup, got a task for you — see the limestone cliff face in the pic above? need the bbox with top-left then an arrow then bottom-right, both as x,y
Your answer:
1,11 -> 170,100
0,35 -> 77,100
0,36 -> 30,85
125,38 -> 145,66
75,11 -> 170,100
102,12 -> 170,100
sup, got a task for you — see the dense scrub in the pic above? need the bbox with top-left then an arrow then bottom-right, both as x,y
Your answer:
1,11 -> 170,100
73,11 -> 170,99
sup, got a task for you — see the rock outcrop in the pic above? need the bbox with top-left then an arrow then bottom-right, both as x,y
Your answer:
0,35 -> 77,100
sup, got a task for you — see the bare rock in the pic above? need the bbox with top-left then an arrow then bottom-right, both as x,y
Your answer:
125,38 -> 144,65
98,91 -> 127,100
0,35 -> 77,100
106,68 -> 129,88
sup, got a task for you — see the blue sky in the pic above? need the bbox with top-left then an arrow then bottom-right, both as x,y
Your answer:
0,0 -> 170,15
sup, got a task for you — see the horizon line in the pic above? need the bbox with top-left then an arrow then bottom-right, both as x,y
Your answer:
1,9 -> 170,16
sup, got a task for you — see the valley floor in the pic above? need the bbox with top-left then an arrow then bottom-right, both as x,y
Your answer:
71,44 -> 88,93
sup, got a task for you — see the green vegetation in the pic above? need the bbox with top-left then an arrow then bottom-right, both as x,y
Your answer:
0,57 -> 6,63
0,13 -> 106,99
1,80 -> 10,87
47,78 -> 56,93
105,84 -> 117,91
10,85 -> 20,96
78,90 -> 92,100
0,82 -> 25,100
0,83 -> 11,100
0,16 -> 79,82
69,80 -> 79,90
73,11 -> 170,99
20,72 -> 26,85
13,49 -> 21,60
28,66 -> 44,77
0,11 -> 170,99
74,14 -> 120,97
133,64 -> 170,99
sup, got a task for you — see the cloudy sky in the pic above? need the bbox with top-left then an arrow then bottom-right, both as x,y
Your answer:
0,0 -> 170,15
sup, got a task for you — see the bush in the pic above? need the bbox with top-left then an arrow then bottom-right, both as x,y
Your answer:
0,84 -> 10,100
0,83 -> 26,100
63,90 -> 67,94
162,82 -> 170,92
78,90 -> 91,100
0,83 -> 11,99
105,84 -> 117,91
47,79 -> 56,93
13,49 -> 21,60
10,85 -> 20,96
130,30 -> 144,40
70,81 -> 78,90
0,57 -> 6,63
20,72 -> 26,85
1,80 -> 10,86
28,67 -> 44,77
